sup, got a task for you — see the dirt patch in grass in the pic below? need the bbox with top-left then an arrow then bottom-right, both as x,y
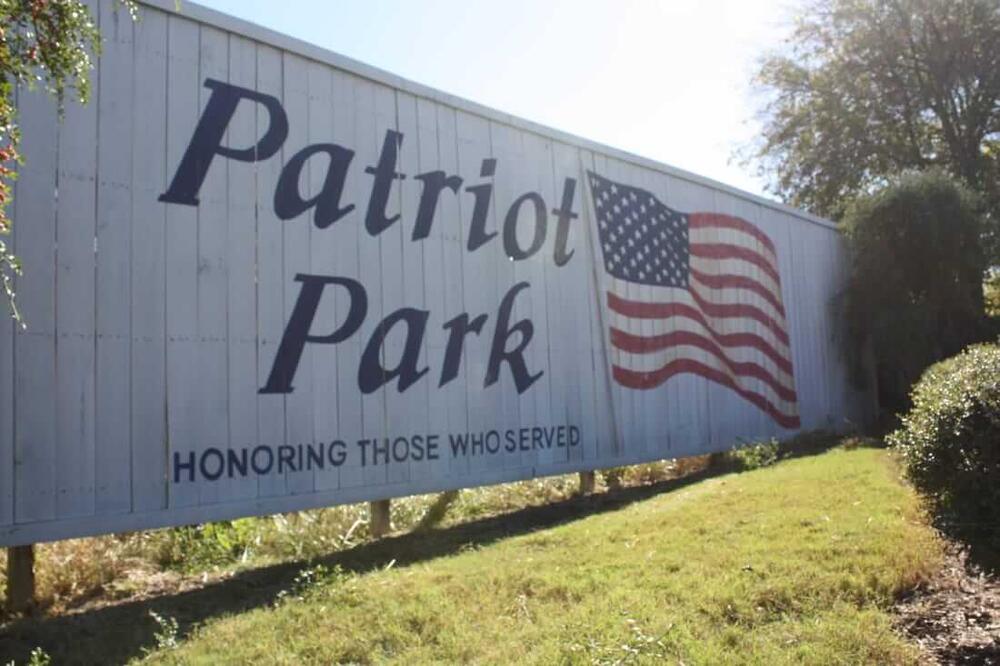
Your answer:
895,542 -> 1000,664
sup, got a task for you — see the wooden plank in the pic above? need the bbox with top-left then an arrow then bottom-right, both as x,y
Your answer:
193,25 -> 231,506
354,78 -> 386,489
393,90 -> 428,485
254,43 -> 288,499
94,2 -> 133,514
374,86 -> 408,487
281,51 -> 314,495
14,82 -> 59,523
603,156 -> 641,461
482,120 -> 514,477
521,131 -> 557,469
431,104 -> 469,483
306,58 -> 340,494
164,12 -> 201,509
784,212 -> 815,430
0,83 -> 13,524
54,49 -> 98,519
225,33 -> 261,502
413,96 -> 450,485
328,68 -> 363,491
583,150 -> 621,463
130,8 -> 168,513
550,141 -> 593,467
660,175 -> 712,457
454,110 -> 493,477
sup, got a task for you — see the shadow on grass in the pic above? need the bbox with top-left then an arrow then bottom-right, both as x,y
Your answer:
0,433 -> 846,665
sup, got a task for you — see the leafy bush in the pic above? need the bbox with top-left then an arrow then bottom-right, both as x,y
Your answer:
155,519 -> 260,570
726,438 -> 781,471
889,343 -> 1000,536
841,170 -> 989,412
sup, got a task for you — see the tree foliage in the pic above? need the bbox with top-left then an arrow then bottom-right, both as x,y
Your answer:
751,0 -> 1000,257
841,170 -> 988,411
0,0 -> 136,322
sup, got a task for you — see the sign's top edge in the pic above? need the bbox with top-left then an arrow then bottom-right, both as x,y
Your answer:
135,0 -> 838,232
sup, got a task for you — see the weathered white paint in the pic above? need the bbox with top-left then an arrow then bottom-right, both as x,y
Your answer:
0,0 -> 870,546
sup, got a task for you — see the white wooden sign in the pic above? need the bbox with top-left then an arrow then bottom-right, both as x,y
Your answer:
0,0 -> 868,545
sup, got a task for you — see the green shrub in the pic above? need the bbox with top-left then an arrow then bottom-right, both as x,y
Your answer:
155,519 -> 260,570
726,438 -> 781,471
889,343 -> 1000,536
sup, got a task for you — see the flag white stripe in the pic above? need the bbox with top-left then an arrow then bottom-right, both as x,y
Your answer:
688,227 -> 779,266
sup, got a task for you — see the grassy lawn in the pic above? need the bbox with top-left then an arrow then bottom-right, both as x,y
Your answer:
137,446 -> 941,665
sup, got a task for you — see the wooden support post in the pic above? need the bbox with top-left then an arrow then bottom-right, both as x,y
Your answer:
6,544 -> 35,613
578,471 -> 596,496
370,499 -> 391,538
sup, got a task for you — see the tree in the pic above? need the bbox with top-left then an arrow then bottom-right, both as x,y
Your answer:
750,0 -> 1000,259
0,0 -> 136,323
841,170 -> 988,412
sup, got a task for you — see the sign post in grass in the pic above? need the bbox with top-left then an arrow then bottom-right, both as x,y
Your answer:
5,544 -> 34,613
370,500 -> 391,538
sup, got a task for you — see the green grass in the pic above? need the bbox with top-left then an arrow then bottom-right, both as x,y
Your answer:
138,446 -> 941,665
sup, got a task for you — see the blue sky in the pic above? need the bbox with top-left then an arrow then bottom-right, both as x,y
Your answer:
193,0 -> 799,199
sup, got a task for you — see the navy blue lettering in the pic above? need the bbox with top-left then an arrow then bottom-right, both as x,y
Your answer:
160,79 -> 288,206
392,437 -> 409,462
365,130 -> 406,235
274,143 -> 355,228
450,432 -> 469,457
485,430 -> 500,454
552,178 -> 578,266
503,192 -> 547,261
260,274 -> 367,394
251,446 -> 274,475
227,448 -> 248,478
359,308 -> 430,394
200,448 -> 225,481
328,440 -> 348,466
174,451 -> 195,483
413,171 -> 462,241
278,445 -> 296,472
372,438 -> 390,465
307,443 -> 325,470
440,312 -> 487,387
470,432 -> 484,455
485,282 -> 543,393
465,158 -> 497,251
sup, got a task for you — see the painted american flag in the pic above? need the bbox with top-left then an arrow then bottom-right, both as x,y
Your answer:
587,171 -> 800,429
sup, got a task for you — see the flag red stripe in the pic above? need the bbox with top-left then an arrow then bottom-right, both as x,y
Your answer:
607,292 -> 793,371
687,289 -> 790,346
610,287 -> 791,347
689,242 -> 781,284
612,359 -> 801,429
689,212 -> 777,254
689,269 -> 786,316
610,327 -> 797,402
